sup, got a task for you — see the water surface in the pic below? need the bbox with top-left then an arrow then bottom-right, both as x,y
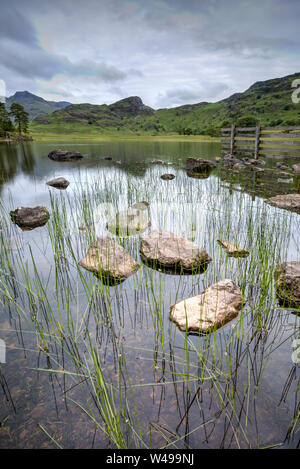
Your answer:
0,140 -> 299,449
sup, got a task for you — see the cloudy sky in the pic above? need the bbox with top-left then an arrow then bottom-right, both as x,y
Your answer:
0,0 -> 299,108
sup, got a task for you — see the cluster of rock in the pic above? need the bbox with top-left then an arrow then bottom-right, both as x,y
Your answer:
8,152 -> 300,336
78,231 -> 246,332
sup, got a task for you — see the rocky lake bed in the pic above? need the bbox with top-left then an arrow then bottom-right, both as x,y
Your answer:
0,139 -> 299,449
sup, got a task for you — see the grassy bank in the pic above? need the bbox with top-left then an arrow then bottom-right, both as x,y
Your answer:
28,131 -> 220,143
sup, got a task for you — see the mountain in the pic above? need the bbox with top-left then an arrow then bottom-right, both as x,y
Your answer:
33,96 -> 155,129
6,91 -> 71,120
31,72 -> 300,135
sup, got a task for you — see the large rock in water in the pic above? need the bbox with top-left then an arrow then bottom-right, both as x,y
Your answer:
46,177 -> 70,189
10,206 -> 50,230
266,193 -> 300,213
186,157 -> 216,172
170,279 -> 244,333
140,230 -> 211,273
106,202 -> 150,236
79,237 -> 139,284
48,149 -> 83,162
275,261 -> 300,308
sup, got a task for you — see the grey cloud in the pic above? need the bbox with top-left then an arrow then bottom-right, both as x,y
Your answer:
0,0 -> 130,84
0,4 -> 38,46
158,82 -> 229,107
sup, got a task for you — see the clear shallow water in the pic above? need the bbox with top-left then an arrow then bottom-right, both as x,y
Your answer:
0,140 -> 299,449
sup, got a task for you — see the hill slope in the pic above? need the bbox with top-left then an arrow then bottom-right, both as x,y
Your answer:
6,91 -> 71,120
31,72 -> 300,135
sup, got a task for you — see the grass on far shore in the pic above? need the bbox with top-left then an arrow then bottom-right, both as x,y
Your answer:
16,132 -> 220,143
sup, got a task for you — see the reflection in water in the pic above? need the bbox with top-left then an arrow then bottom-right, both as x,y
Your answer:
0,143 -> 36,193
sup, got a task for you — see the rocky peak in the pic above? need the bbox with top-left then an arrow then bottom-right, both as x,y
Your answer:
109,96 -> 155,117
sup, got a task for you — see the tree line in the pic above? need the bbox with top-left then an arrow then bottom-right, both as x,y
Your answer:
0,103 -> 29,138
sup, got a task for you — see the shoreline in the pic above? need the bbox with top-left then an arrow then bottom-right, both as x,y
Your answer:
0,134 -> 221,143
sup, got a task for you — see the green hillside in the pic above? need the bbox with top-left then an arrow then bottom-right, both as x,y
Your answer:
30,72 -> 300,136
6,91 -> 71,121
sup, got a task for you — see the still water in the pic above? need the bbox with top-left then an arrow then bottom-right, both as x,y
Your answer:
0,140 -> 299,448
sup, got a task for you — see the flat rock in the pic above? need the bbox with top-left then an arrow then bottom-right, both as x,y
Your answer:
267,193 -> 300,213
48,149 -> 83,162
275,261 -> 300,307
170,279 -> 244,333
140,230 -> 212,273
106,202 -> 151,236
161,173 -> 175,180
292,164 -> 300,174
186,157 -> 216,172
79,237 -> 139,284
217,240 -> 249,257
46,177 -> 70,189
10,206 -> 50,230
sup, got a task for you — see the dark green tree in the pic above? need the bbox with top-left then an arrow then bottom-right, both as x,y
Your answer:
0,102 -> 14,137
9,103 -> 29,134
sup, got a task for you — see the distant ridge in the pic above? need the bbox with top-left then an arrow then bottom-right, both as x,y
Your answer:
31,72 -> 300,135
6,91 -> 71,120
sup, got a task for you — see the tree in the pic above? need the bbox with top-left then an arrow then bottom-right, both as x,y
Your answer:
0,102 -> 14,137
9,103 -> 29,134
236,115 -> 258,127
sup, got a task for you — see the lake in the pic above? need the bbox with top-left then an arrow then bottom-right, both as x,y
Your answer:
0,139 -> 299,449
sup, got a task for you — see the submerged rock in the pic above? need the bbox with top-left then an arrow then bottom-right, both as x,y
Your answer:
186,157 -> 216,172
10,206 -> 50,230
217,240 -> 249,257
170,279 -> 244,333
48,149 -> 83,162
161,173 -> 175,180
266,193 -> 300,213
275,261 -> 300,308
79,237 -> 139,284
46,177 -> 70,189
106,202 -> 151,236
140,230 -> 211,273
